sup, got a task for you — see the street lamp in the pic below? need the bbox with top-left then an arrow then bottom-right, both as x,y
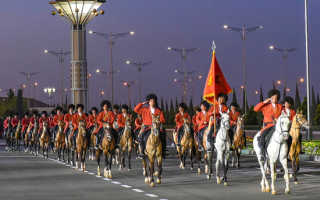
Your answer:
20,72 -> 39,98
223,24 -> 263,114
173,69 -> 202,101
121,81 -> 135,107
44,87 -> 56,106
89,29 -> 135,104
167,46 -> 199,102
49,0 -> 106,112
44,48 -> 71,105
269,44 -> 296,91
125,60 -> 152,101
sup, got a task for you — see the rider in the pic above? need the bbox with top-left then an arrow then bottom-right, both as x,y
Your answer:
229,102 -> 240,146
11,113 -> 20,136
70,104 -> 88,148
3,114 -> 12,138
21,112 -> 30,142
282,96 -> 296,121
95,100 -> 115,150
175,103 -> 191,147
53,106 -> 64,141
87,107 -> 98,145
29,110 -> 39,134
64,104 -> 75,143
192,107 -> 201,135
254,89 -> 282,160
38,111 -> 49,134
208,93 -> 229,133
117,104 -> 132,143
134,94 -> 166,159
196,101 -> 210,151
134,114 -> 143,139
112,104 -> 120,131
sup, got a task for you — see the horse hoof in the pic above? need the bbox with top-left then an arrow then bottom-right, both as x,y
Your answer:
150,182 -> 155,187
190,167 -> 193,171
285,190 -> 290,194
145,177 -> 149,183
294,181 -> 298,185
154,171 -> 159,177
261,188 -> 266,193
272,191 -> 277,195
197,168 -> 201,175
206,175 -> 211,180
217,177 -> 221,184
224,182 -> 228,186
205,165 -> 208,174
156,178 -> 161,184
265,188 -> 270,193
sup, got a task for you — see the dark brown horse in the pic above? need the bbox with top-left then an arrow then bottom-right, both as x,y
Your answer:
14,121 -> 22,151
76,120 -> 88,171
55,121 -> 66,161
118,116 -> 134,170
231,115 -> 245,168
40,121 -> 50,159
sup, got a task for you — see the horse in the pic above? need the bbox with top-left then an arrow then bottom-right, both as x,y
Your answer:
14,121 -> 22,151
96,123 -> 116,179
288,111 -> 308,184
142,114 -> 163,187
118,116 -> 134,170
40,121 -> 50,159
24,122 -> 33,152
5,123 -> 13,151
31,120 -> 40,156
253,112 -> 291,195
55,121 -> 66,161
75,120 -> 88,171
231,115 -> 245,168
214,112 -> 231,185
88,123 -> 98,161
173,118 -> 194,170
201,116 -> 215,179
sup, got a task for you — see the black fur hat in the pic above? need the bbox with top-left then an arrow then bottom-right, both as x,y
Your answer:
217,93 -> 228,102
68,104 -> 75,110
268,89 -> 281,100
91,107 -> 98,113
32,110 -> 39,116
76,104 -> 84,110
200,101 -> 210,109
100,100 -> 111,108
146,93 -> 158,102
55,106 -> 63,112
24,112 -> 29,117
178,102 -> 188,110
230,102 -> 239,108
121,104 -> 129,111
284,96 -> 294,106
51,110 -> 56,115
113,104 -> 120,110
41,111 -> 48,116
194,106 -> 201,112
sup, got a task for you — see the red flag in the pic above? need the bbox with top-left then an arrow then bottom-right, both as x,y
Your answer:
203,51 -> 232,104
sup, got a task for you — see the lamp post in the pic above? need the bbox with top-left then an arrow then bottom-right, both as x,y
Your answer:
173,69 -> 202,101
49,0 -> 106,112
122,81 -> 135,107
20,72 -> 39,98
125,60 -> 151,101
167,46 -> 199,103
304,0 -> 312,140
269,45 -> 296,91
44,49 -> 71,105
223,24 -> 263,114
44,87 -> 56,106
89,30 -> 135,104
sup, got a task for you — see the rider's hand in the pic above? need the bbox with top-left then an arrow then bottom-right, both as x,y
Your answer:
263,98 -> 271,104
142,101 -> 148,105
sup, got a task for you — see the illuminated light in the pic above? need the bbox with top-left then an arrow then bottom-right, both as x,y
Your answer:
125,60 -> 131,65
223,25 -> 229,29
269,45 -> 275,50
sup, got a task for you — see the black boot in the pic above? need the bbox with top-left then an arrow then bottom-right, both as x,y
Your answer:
137,142 -> 145,159
258,136 -> 265,161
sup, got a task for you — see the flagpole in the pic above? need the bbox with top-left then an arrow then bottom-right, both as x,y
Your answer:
212,41 -> 217,135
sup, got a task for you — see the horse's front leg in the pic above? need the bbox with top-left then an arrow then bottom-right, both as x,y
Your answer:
189,147 -> 194,170
280,146 -> 290,194
128,148 -> 132,170
142,159 -> 148,183
148,155 -> 155,187
223,151 -> 230,186
270,161 -> 277,195
215,151 -> 221,183
156,150 -> 163,184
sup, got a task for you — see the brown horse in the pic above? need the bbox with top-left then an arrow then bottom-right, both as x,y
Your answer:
96,123 -> 116,178
118,116 -> 134,170
76,120 -> 88,171
231,115 -> 245,168
173,119 -> 194,170
55,121 -> 66,161
89,123 -> 98,161
24,122 -> 33,152
142,114 -> 163,187
202,116 -> 215,179
40,121 -> 50,159
31,120 -> 40,156
14,121 -> 22,151
289,111 -> 308,184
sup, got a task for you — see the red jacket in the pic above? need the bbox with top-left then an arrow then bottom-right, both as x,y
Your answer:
29,117 -> 36,129
192,115 -> 198,133
3,118 -> 10,129
96,111 -> 115,133
72,113 -> 88,132
208,103 -> 229,118
175,112 -> 191,129
134,103 -> 165,126
254,102 -> 282,131
21,117 -> 30,133
282,107 -> 296,121
196,111 -> 211,131
53,114 -> 64,126
229,111 -> 240,127
135,118 -> 142,131
64,113 -> 73,133
11,117 -> 19,128
87,114 -> 98,129
48,117 -> 55,128
38,116 -> 49,134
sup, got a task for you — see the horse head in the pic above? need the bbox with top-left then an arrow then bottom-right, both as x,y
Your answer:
78,120 -> 87,136
151,114 -> 161,136
125,115 -> 133,129
220,112 -> 230,130
294,110 -> 309,129
237,114 -> 245,128
275,112 -> 291,142
103,123 -> 112,141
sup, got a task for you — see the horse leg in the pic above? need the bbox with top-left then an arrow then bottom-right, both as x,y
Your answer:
142,158 -> 149,183
215,151 -> 221,183
208,151 -> 213,179
128,149 -> 132,170
96,150 -> 101,176
237,148 -> 241,168
223,152 -> 230,186
270,161 -> 277,195
148,155 -> 155,187
280,146 -> 290,194
156,152 -> 163,184
189,148 -> 194,170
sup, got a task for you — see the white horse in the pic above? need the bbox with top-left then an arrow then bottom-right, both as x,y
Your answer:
253,112 -> 291,195
214,112 -> 231,185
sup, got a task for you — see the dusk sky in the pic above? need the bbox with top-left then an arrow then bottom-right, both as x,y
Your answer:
0,0 -> 319,109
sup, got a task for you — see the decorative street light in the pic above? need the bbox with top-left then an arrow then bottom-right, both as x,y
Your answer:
121,81 -> 135,107
20,72 -> 39,98
49,0 -> 106,111
173,69 -> 202,101
167,46 -> 199,102
44,48 -> 71,105
269,44 -> 296,91
89,29 -> 135,104
44,87 -> 56,106
125,60 -> 151,101
223,24 -> 263,114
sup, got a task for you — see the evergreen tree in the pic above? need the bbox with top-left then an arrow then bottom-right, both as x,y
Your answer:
301,97 -> 307,116
272,80 -> 276,90
313,104 -> 320,125
231,88 -> 238,105
245,106 -> 258,125
295,83 -> 301,109
7,89 -> 14,99
165,99 -> 169,124
160,98 -> 164,111
312,86 -> 316,110
242,89 -> 249,113
282,86 -> 287,100
317,93 -> 320,106
175,97 -> 179,113
16,89 -> 23,118
259,86 -> 264,102
169,98 -> 175,125
188,97 -> 194,116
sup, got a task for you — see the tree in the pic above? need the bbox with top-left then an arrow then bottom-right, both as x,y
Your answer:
231,88 -> 238,105
282,86 -> 287,100
313,104 -> 320,125
317,93 -> 320,106
165,99 -> 169,124
16,89 -> 23,118
188,97 -> 194,116
175,97 -> 179,113
301,97 -> 307,116
312,86 -> 317,109
295,83 -> 301,109
259,86 -> 264,102
7,89 -> 14,99
160,98 -> 164,111
272,80 -> 276,90
245,106 -> 258,125
169,98 -> 175,125
242,89 -> 249,114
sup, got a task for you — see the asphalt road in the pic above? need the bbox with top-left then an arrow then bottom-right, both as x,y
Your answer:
1,145 -> 320,200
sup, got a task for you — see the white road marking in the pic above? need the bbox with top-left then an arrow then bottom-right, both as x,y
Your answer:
132,189 -> 144,193
121,185 -> 132,188
88,172 -> 95,175
0,155 -> 33,158
145,194 -> 158,198
111,181 -> 121,185
96,175 -> 102,178
103,178 -> 111,181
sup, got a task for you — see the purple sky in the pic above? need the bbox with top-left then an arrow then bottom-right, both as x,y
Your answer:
0,0 -> 319,109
